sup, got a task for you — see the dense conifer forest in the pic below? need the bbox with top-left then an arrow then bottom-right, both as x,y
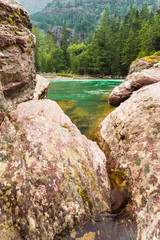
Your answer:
31,0 -> 159,37
33,5 -> 160,76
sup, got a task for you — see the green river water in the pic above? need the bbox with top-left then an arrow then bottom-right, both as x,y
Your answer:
47,79 -> 123,139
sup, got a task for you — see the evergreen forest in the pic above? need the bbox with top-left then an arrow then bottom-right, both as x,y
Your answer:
31,0 -> 159,38
33,5 -> 160,76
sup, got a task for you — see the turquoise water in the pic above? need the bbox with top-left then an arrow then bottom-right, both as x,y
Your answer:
47,79 -> 123,138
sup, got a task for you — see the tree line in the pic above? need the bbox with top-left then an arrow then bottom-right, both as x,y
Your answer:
33,5 -> 160,76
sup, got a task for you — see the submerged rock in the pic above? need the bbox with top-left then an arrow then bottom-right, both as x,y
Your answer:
0,0 -> 36,106
109,53 -> 160,106
56,99 -> 77,112
100,82 -> 160,240
0,99 -> 111,239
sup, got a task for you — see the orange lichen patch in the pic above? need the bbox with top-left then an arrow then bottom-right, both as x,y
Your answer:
143,51 -> 160,63
0,120 -> 5,128
70,230 -> 77,238
109,170 -> 127,192
76,232 -> 96,240
77,187 -> 93,215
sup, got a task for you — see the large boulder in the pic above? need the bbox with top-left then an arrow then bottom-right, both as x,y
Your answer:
0,99 -> 111,239
33,74 -> 50,100
0,0 -> 36,106
109,53 -> 160,106
100,82 -> 160,240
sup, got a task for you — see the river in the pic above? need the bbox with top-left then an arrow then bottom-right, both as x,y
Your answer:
47,79 -> 123,139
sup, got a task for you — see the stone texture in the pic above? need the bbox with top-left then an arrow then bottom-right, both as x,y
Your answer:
0,80 -> 8,125
100,82 -> 160,240
0,0 -> 36,106
109,52 -> 160,106
0,80 -> 8,112
0,99 -> 111,239
64,219 -> 137,240
109,65 -> 160,106
129,59 -> 155,75
33,74 -> 50,100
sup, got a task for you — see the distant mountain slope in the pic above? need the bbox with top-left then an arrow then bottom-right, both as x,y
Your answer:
16,0 -> 53,14
30,0 -> 159,38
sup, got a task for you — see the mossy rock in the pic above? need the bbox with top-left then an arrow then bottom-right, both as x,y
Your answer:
142,51 -> 160,63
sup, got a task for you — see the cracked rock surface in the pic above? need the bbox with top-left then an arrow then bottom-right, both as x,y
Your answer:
100,82 -> 160,240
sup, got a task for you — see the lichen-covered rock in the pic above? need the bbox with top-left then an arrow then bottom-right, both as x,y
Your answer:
100,82 -> 160,240
0,0 -> 36,106
0,80 -> 8,124
129,52 -> 160,74
109,52 -> 160,106
109,64 -> 160,106
33,74 -> 50,100
0,99 -> 111,239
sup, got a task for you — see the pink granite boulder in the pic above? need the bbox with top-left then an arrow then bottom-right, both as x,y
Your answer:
0,99 -> 111,239
109,65 -> 160,106
100,82 -> 160,240
109,52 -> 160,106
0,0 -> 36,106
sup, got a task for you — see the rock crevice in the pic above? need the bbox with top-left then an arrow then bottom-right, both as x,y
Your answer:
100,82 -> 160,240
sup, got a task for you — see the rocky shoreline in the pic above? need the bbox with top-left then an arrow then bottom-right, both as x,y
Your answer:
39,73 -> 125,80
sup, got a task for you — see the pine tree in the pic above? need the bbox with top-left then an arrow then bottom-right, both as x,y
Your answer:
111,16 -> 122,75
68,43 -> 87,73
60,21 -> 70,68
153,9 -> 160,51
86,31 -> 94,45
73,28 -> 78,44
33,25 -> 41,72
88,9 -> 113,75
121,7 -> 141,74
140,4 -> 150,22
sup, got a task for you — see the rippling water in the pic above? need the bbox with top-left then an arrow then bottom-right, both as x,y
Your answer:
47,79 -> 123,138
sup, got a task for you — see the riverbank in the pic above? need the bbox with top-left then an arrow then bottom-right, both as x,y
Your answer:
40,72 -> 125,80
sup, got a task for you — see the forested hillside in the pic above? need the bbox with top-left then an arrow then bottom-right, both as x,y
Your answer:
31,0 -> 159,38
16,0 -> 52,14
34,6 -> 160,76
